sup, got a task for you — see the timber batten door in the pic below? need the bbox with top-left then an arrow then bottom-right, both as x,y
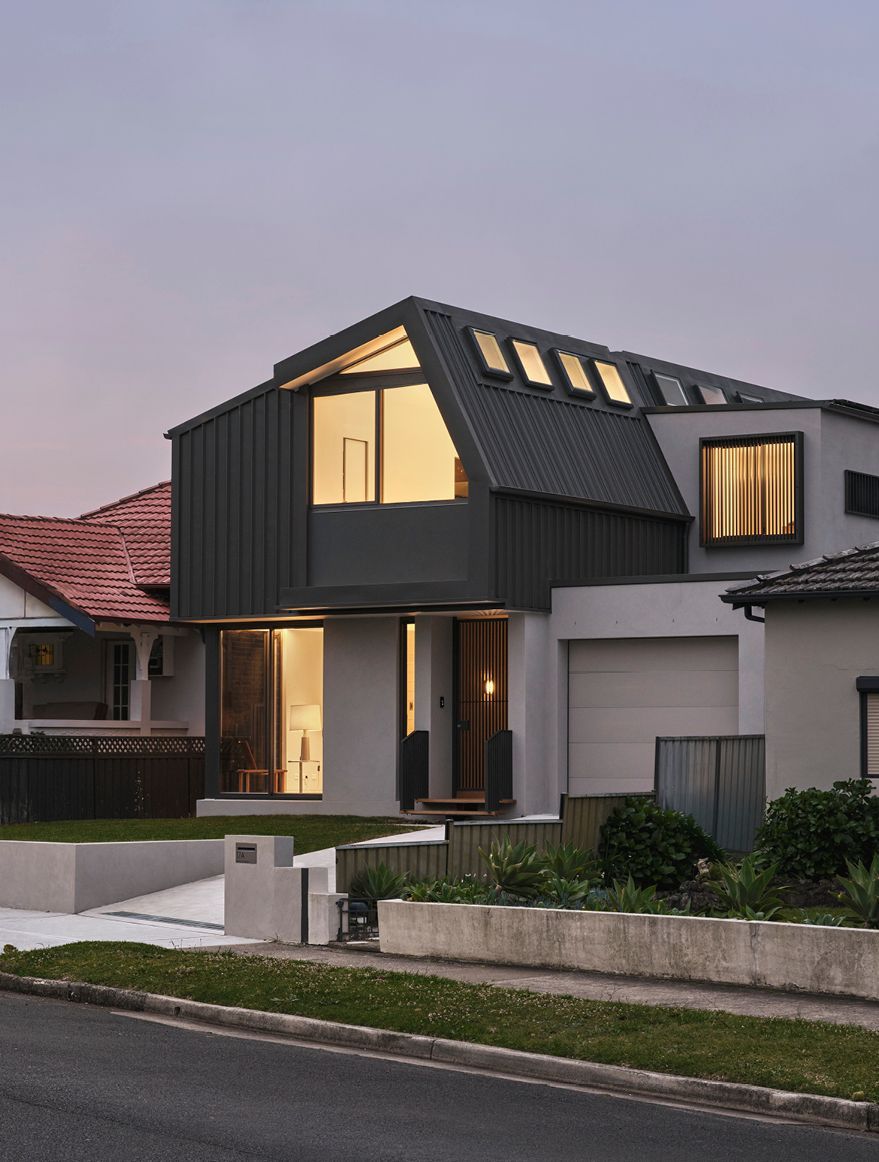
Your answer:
454,618 -> 508,793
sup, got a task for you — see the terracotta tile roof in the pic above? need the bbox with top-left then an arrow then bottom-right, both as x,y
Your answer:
723,541 -> 879,604
81,480 -> 171,587
0,482 -> 171,625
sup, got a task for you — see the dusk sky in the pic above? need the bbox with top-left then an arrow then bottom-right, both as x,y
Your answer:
3,1 -> 878,515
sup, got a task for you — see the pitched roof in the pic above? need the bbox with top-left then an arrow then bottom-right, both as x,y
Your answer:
722,541 -> 879,605
0,482 -> 171,627
81,480 -> 171,587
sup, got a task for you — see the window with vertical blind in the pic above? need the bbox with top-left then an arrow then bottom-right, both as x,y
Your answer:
857,678 -> 879,778
700,432 -> 803,547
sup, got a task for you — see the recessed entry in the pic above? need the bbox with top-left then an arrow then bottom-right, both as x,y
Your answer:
511,340 -> 553,387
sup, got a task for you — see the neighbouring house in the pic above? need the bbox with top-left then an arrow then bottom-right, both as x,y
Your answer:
0,482 -> 204,738
167,296 -> 879,818
723,541 -> 879,800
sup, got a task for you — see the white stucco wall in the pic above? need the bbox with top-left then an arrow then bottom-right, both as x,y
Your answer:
150,630 -> 206,734
763,600 -> 879,799
544,578 -> 764,808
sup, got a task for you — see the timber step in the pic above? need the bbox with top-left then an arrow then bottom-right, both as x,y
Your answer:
401,796 -> 516,819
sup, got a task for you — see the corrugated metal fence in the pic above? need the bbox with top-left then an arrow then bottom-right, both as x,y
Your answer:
335,793 -> 644,894
655,735 -> 765,852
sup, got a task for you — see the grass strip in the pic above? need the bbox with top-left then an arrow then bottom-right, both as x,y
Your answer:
1,942 -> 877,1103
0,816 -> 412,848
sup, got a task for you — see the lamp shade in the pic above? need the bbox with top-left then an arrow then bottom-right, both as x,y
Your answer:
289,703 -> 321,732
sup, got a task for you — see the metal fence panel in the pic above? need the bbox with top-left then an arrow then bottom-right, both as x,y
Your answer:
335,840 -> 449,895
561,793 -> 649,851
655,735 -> 765,852
447,820 -> 562,879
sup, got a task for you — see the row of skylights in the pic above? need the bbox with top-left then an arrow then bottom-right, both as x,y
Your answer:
469,329 -> 633,408
652,370 -> 764,408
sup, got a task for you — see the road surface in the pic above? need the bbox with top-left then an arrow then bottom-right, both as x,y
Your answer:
0,993 -> 872,1160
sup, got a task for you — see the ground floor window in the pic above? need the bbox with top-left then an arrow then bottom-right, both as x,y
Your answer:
110,641 -> 132,720
220,627 -> 324,796
858,677 -> 879,778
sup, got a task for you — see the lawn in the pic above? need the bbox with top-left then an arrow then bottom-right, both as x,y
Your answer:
1,942 -> 877,1104
0,816 -> 415,849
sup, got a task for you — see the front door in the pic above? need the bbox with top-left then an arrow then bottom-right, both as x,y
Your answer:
453,618 -> 508,795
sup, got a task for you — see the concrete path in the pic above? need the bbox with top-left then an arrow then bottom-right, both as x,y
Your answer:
227,941 -> 879,1032
0,826 -> 441,952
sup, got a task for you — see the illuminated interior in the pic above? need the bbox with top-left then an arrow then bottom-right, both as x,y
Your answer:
511,340 -> 552,386
701,435 -> 799,545
593,360 -> 632,406
219,627 -> 324,796
556,351 -> 594,394
312,385 -> 466,505
339,337 -> 420,374
404,622 -> 415,736
471,329 -> 511,375
312,391 -> 376,504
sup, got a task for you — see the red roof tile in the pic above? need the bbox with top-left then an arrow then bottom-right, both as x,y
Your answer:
0,482 -> 171,625
81,480 -> 171,587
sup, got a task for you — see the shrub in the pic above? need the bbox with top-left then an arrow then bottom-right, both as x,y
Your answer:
539,843 -> 601,883
604,876 -> 670,915
404,876 -> 494,904
539,874 -> 593,909
755,779 -> 879,880
599,797 -> 722,890
347,864 -> 409,901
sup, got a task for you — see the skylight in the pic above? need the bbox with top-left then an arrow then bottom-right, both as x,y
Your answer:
470,329 -> 512,377
654,373 -> 687,406
593,361 -> 632,407
555,351 -> 594,397
511,340 -> 552,387
736,391 -> 763,405
697,385 -> 727,405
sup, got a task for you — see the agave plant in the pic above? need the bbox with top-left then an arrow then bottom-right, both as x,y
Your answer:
539,873 -> 593,909
709,855 -> 785,920
404,876 -> 493,904
797,911 -> 848,927
539,843 -> 601,884
479,839 -> 546,899
347,863 -> 410,902
605,875 -> 667,914
838,853 -> 879,928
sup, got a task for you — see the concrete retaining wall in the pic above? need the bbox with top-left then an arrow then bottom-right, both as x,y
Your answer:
378,900 -> 879,1001
0,840 -> 224,913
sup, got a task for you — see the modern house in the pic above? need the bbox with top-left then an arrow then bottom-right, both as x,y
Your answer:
0,483 -> 204,738
724,541 -> 879,799
168,296 -> 879,817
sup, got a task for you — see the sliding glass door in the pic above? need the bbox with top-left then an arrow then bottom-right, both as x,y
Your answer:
219,627 -> 324,797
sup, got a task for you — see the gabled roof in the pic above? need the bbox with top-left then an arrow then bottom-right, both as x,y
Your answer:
722,541 -> 879,606
0,482 -> 171,631
81,480 -> 171,587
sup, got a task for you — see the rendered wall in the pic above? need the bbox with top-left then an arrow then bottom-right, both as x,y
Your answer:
763,600 -> 879,799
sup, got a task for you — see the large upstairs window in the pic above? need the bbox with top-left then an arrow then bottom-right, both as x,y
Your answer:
312,384 -> 467,506
700,432 -> 803,547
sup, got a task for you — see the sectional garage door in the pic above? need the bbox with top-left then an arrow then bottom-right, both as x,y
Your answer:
568,636 -> 738,796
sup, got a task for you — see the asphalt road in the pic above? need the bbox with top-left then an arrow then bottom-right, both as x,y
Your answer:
0,993 -> 873,1161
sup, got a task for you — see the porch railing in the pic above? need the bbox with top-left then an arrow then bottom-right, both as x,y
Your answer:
484,729 -> 513,813
399,730 -> 429,811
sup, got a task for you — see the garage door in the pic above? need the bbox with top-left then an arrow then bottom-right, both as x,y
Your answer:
568,636 -> 738,796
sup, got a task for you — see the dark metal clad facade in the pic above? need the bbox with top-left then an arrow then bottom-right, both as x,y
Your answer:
462,386 -> 687,514
172,384 -> 295,619
494,495 -> 688,610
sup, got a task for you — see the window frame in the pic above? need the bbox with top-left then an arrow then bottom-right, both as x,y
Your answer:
857,677 -> 879,779
309,383 -> 467,509
467,327 -> 513,380
590,359 -> 634,409
509,338 -> 553,389
553,350 -> 596,398
696,384 -> 728,406
845,470 -> 879,520
699,431 -> 805,548
652,372 -> 688,406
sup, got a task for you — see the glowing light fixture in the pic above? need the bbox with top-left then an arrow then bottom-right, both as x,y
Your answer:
484,677 -> 495,696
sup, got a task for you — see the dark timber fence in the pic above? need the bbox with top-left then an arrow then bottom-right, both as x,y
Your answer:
0,735 -> 206,823
335,792 -> 646,894
655,735 -> 766,853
